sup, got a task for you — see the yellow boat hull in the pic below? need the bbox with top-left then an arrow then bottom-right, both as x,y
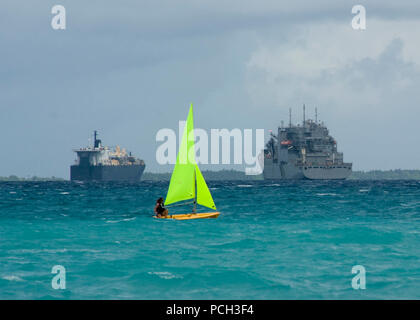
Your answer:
157,212 -> 220,220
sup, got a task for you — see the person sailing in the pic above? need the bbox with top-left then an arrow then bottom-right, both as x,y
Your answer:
154,197 -> 168,218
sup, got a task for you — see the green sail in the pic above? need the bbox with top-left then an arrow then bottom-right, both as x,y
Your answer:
195,165 -> 217,210
165,104 -> 196,205
165,103 -> 217,212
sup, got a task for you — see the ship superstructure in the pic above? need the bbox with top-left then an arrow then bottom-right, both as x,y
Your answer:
263,106 -> 352,180
70,131 -> 145,182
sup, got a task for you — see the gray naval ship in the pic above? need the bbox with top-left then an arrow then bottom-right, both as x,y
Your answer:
263,106 -> 352,180
70,131 -> 145,182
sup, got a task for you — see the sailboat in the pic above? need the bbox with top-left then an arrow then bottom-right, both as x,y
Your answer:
158,104 -> 220,220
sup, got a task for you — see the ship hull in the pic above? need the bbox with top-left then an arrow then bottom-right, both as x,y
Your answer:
263,159 -> 304,179
263,160 -> 351,180
70,164 -> 145,182
302,166 -> 352,180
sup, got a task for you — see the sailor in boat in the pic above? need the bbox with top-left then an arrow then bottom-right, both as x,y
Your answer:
154,197 -> 168,218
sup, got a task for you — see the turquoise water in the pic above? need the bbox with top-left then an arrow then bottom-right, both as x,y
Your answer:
0,180 -> 419,299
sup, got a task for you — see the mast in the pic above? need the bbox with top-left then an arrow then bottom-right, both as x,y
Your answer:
315,107 -> 318,123
289,108 -> 292,127
93,130 -> 101,148
193,168 -> 197,213
303,104 -> 306,126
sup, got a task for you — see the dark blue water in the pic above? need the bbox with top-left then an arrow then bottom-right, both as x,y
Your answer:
1,180 -> 419,299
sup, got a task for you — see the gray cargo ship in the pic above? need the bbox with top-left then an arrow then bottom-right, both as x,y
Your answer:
70,131 -> 145,182
263,106 -> 352,180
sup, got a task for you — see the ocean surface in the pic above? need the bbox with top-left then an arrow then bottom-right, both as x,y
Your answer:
0,180 -> 419,300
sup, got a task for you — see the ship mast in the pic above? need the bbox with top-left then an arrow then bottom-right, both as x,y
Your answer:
93,130 -> 101,148
193,168 -> 197,213
303,104 -> 306,126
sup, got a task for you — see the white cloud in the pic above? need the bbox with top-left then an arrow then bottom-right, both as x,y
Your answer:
246,19 -> 420,108
248,19 -> 420,76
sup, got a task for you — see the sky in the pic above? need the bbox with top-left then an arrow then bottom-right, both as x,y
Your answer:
1,1 -> 420,178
